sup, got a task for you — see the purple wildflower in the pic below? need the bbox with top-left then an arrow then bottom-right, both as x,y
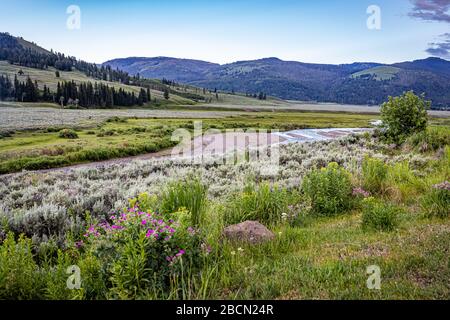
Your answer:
75,240 -> 84,248
176,249 -> 186,257
353,187 -> 370,198
432,181 -> 450,191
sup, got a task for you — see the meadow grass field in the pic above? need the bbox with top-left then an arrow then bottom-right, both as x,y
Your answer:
0,110 -> 382,173
0,123 -> 449,299
0,93 -> 449,300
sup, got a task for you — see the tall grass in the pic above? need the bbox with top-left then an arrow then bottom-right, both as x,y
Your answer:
421,186 -> 450,219
160,177 -> 208,227
224,182 -> 296,225
302,162 -> 353,216
386,161 -> 425,203
362,157 -> 388,195
407,126 -> 450,153
361,198 -> 401,232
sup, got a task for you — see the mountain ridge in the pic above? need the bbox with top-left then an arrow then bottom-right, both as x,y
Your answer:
103,56 -> 450,109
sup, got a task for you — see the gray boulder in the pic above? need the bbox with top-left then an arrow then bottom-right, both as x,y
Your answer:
223,221 -> 275,244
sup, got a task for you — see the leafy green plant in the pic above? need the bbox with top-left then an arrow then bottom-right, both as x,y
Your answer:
302,162 -> 353,216
43,250 -> 76,300
0,130 -> 14,139
361,198 -> 401,231
0,233 -> 43,299
58,129 -> 79,139
224,182 -> 296,225
380,91 -> 429,144
362,157 -> 388,195
160,178 -> 208,227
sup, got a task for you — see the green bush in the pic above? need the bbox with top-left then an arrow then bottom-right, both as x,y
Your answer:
0,233 -> 43,299
421,182 -> 450,218
106,116 -> 127,123
302,162 -> 353,216
42,250 -> 76,300
160,178 -> 208,227
58,129 -> 79,139
44,127 -> 63,133
0,130 -> 14,139
362,157 -> 388,194
380,91 -> 429,144
225,182 -> 295,225
96,129 -> 116,137
361,198 -> 401,232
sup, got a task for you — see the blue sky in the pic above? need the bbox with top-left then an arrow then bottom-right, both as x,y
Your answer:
0,0 -> 449,64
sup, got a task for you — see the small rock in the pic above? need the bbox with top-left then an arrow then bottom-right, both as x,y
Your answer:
223,221 -> 275,244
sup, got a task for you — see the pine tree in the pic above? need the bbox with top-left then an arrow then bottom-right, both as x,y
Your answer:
164,88 -> 170,100
146,87 -> 151,102
138,88 -> 146,106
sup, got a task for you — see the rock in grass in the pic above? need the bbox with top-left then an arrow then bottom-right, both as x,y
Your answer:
223,221 -> 275,244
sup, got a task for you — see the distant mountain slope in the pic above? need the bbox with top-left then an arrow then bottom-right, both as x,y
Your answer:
392,57 -> 450,78
104,57 -> 450,109
104,57 -> 219,82
15,37 -> 52,55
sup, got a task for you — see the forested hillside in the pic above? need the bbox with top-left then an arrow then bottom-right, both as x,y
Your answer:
0,33 -> 219,107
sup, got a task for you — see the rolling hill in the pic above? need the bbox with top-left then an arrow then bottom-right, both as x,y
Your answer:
104,57 -> 450,109
0,32 -> 283,108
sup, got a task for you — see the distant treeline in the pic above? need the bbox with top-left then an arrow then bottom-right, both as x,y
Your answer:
56,81 -> 151,108
0,74 -> 152,108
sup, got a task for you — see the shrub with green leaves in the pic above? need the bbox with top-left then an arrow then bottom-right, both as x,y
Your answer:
362,157 -> 388,195
361,198 -> 401,231
0,130 -> 13,139
380,91 -> 429,144
421,182 -> 450,219
302,162 -> 353,216
225,182 -> 296,225
58,129 -> 79,139
0,233 -> 43,299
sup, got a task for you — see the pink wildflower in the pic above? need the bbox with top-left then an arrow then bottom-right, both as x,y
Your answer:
353,187 -> 370,198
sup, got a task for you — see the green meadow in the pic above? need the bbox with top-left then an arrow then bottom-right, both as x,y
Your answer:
0,112 -> 381,174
